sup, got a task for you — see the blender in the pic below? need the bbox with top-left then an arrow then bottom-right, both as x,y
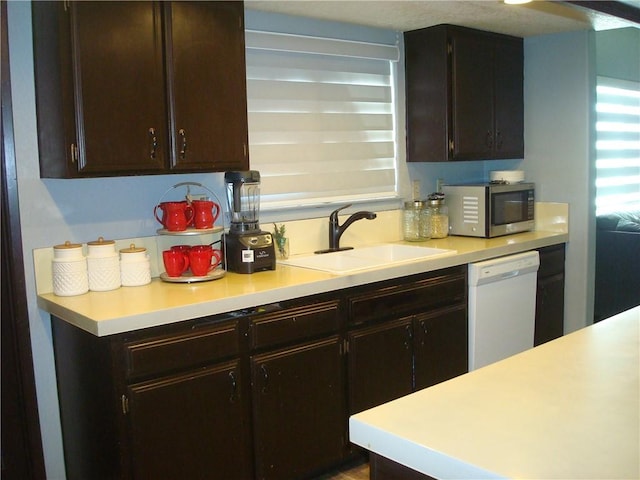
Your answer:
223,171 -> 276,273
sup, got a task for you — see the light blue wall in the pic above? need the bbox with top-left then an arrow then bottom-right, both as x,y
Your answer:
408,158 -> 523,193
596,27 -> 640,81
522,30 -> 596,335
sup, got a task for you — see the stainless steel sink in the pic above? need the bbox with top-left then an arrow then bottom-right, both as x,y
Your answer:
278,244 -> 456,274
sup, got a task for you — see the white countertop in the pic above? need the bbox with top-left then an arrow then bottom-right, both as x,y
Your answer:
36,230 -> 567,336
349,306 -> 640,480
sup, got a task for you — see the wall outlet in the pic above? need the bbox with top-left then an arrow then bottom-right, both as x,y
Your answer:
436,178 -> 444,193
412,180 -> 421,200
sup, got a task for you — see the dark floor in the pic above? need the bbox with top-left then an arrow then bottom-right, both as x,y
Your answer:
313,458 -> 369,480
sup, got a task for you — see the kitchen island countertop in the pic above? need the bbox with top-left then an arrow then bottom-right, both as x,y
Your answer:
349,306 -> 640,480
37,229 -> 567,336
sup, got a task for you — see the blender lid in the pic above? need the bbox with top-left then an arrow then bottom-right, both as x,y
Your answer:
225,170 -> 260,183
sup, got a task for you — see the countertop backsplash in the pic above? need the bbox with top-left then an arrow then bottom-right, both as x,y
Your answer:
34,203 -> 567,296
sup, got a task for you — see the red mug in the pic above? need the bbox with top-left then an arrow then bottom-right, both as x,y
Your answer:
188,245 -> 222,276
191,200 -> 220,229
170,244 -> 192,255
154,201 -> 194,232
162,250 -> 190,277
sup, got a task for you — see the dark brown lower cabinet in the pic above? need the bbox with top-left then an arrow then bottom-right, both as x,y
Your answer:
414,304 -> 468,390
51,266 -> 470,479
347,304 -> 468,416
127,360 -> 251,480
534,245 -> 565,346
347,266 -> 468,417
251,337 -> 346,480
347,318 -> 414,414
52,315 -> 252,480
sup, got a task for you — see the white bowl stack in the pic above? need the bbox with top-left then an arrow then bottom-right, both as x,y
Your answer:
119,244 -> 151,287
52,241 -> 88,296
87,237 -> 121,292
489,170 -> 525,184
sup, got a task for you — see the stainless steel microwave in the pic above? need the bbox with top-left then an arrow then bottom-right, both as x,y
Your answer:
442,183 -> 535,238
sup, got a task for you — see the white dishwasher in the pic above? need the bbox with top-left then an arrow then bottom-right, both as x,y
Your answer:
468,251 -> 540,371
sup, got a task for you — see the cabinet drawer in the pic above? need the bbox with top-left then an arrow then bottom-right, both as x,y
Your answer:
124,319 -> 240,380
538,244 -> 565,278
250,301 -> 340,350
348,268 -> 465,325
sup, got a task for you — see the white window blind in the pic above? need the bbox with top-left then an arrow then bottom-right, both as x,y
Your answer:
245,30 -> 400,209
595,76 -> 640,215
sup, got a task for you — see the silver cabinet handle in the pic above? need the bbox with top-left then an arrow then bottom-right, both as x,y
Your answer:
260,364 -> 269,394
178,128 -> 187,159
228,370 -> 237,403
149,128 -> 158,159
404,324 -> 412,350
486,130 -> 493,148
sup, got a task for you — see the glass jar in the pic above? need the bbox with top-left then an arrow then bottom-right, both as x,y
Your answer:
420,206 -> 432,240
426,198 -> 449,238
403,201 -> 428,241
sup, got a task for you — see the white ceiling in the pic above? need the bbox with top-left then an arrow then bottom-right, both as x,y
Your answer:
245,0 -> 640,37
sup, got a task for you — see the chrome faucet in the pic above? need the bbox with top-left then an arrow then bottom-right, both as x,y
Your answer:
317,204 -> 377,253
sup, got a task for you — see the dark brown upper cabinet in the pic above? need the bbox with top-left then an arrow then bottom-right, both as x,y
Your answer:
32,1 -> 249,178
405,24 -> 524,162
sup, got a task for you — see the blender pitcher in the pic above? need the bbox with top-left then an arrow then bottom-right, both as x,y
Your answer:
225,170 -> 261,233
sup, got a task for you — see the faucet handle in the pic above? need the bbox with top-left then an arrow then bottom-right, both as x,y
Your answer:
330,204 -> 352,220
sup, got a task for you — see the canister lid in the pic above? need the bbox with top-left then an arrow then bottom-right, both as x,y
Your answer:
120,243 -> 146,254
404,200 -> 425,209
87,236 -> 115,246
427,192 -> 446,206
53,240 -> 82,250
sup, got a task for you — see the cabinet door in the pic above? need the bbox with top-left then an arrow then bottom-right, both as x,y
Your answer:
168,1 -> 249,172
450,31 -> 494,160
347,317 -> 414,414
493,38 -> 524,158
126,360 -> 252,480
535,245 -> 565,346
414,305 -> 468,390
70,2 -> 168,175
404,25 -> 450,163
535,273 -> 565,346
251,337 -> 346,480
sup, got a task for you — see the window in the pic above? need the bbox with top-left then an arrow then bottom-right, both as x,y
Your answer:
245,30 -> 400,210
595,76 -> 640,215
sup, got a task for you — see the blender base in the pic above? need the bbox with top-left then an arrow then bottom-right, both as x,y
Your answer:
223,231 -> 276,274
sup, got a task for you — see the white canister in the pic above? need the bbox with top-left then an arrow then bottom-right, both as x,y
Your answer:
52,241 -> 88,296
53,240 -> 84,260
87,237 -> 120,291
87,237 -> 117,257
119,244 -> 151,287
